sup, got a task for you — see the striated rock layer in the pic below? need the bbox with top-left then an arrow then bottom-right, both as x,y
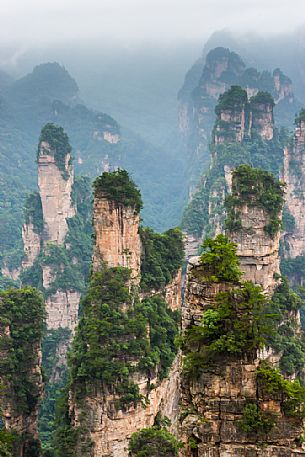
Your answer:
180,257 -> 304,457
38,142 -> 75,245
70,356 -> 181,457
283,119 -> 305,258
229,204 -> 281,295
92,196 -> 141,281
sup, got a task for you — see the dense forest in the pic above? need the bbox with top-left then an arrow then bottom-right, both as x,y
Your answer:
3,17 -> 305,456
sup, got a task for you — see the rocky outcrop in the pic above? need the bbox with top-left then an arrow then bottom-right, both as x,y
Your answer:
0,339 -> 43,453
22,222 -> 41,269
38,142 -> 75,245
226,166 -> 283,295
92,197 -> 141,281
66,171 -> 182,457
282,116 -> 305,258
0,288 -> 45,457
180,256 -> 304,456
229,204 -> 281,295
164,268 -> 182,311
70,356 -> 180,457
178,47 -> 297,186
250,96 -> 274,140
46,290 -> 80,332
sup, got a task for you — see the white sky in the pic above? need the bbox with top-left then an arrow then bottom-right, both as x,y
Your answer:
1,0 -> 305,46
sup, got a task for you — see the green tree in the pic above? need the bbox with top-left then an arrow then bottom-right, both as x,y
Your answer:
199,234 -> 242,282
129,427 -> 182,457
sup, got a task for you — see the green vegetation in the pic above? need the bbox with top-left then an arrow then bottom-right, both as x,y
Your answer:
257,362 -> 305,418
129,427 -> 182,457
0,288 -> 45,456
39,328 -> 71,452
69,266 -> 179,404
93,169 -> 143,213
225,164 -> 285,237
182,281 -> 272,376
21,177 -> 92,296
0,430 -> 14,457
24,192 -> 43,235
281,256 -> 305,286
250,91 -> 275,107
238,403 -> 276,435
0,287 -> 45,414
182,133 -> 285,238
282,206 -> 296,233
140,227 -> 184,291
215,85 -> 248,115
268,278 -> 305,376
295,109 -> 305,125
198,234 -> 242,283
52,391 -> 80,457
38,124 -> 72,179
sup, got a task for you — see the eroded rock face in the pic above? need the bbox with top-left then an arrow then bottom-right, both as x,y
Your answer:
283,121 -> 305,258
22,222 -> 41,269
38,142 -> 75,244
70,356 -> 181,457
215,107 -> 246,144
92,197 -> 141,281
165,268 -> 183,311
0,324 -> 43,456
180,258 -> 304,457
250,101 -> 274,140
46,290 -> 80,332
229,205 -> 281,295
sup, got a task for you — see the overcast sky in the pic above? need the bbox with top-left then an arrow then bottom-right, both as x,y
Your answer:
1,0 -> 305,46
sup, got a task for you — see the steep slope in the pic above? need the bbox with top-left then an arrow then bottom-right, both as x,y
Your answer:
0,287 -> 45,456
182,86 -> 284,258
180,169 -> 305,455
0,62 -> 187,280
53,170 -> 183,457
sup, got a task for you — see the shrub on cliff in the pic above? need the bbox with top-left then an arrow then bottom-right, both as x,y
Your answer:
38,123 -> 72,179
199,234 -> 242,283
257,362 -> 305,418
182,281 -> 274,375
129,427 -> 182,457
93,169 -> 143,213
238,403 -> 277,436
225,164 -> 285,237
68,266 -> 179,404
140,227 -> 184,291
215,85 -> 248,116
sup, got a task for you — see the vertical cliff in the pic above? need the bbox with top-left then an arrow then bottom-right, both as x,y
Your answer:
282,110 -> 305,260
226,165 -> 284,295
0,287 -> 45,456
92,170 -> 142,281
37,124 -> 75,245
19,125 -> 93,452
214,86 -> 248,145
249,92 -> 274,141
180,228 -> 305,456
21,123 -> 81,332
182,86 -> 280,249
56,170 -> 183,457
178,47 -> 298,188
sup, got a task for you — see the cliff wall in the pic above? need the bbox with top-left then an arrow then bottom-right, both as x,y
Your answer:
180,253 -> 304,456
92,197 -> 141,281
283,116 -> 305,259
38,142 -> 75,245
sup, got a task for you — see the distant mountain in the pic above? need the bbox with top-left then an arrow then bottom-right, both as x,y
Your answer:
178,46 -> 301,186
4,62 -> 79,103
0,62 -> 187,271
